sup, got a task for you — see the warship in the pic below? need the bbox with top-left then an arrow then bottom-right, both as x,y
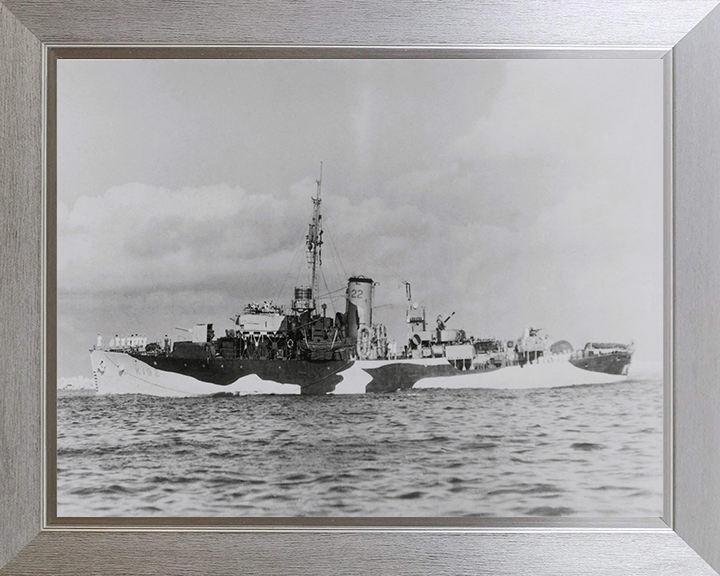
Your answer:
90,169 -> 634,396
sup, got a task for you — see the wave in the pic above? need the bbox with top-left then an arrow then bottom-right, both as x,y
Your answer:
570,442 -> 606,451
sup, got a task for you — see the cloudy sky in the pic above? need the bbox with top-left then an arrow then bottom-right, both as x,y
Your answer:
57,58 -> 663,378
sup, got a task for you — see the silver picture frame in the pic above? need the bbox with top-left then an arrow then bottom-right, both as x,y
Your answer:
2,1 -> 720,574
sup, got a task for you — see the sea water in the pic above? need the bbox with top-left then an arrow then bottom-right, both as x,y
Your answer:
56,375 -> 663,517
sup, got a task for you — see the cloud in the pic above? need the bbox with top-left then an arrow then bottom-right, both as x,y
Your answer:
58,182 -> 312,293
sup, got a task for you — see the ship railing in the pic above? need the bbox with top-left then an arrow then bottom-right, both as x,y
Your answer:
571,347 -> 628,360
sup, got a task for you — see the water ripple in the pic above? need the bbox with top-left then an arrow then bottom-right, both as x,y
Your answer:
56,377 -> 663,517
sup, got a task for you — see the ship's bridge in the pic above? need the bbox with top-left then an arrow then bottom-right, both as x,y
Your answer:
236,313 -> 285,334
236,301 -> 285,334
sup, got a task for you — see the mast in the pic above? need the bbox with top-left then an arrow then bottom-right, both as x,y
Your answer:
307,162 -> 324,311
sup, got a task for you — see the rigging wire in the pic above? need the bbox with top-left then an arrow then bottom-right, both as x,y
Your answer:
320,267 -> 338,316
294,245 -> 308,292
325,214 -> 408,291
320,286 -> 347,298
275,186 -> 409,317
322,218 -> 348,286
275,232 -> 307,304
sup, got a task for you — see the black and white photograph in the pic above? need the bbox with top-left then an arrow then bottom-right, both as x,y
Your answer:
56,58 -> 664,518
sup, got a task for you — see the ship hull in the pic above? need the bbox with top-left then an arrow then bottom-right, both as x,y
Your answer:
569,352 -> 632,375
91,349 -> 631,397
90,350 -> 345,397
358,354 -> 629,392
